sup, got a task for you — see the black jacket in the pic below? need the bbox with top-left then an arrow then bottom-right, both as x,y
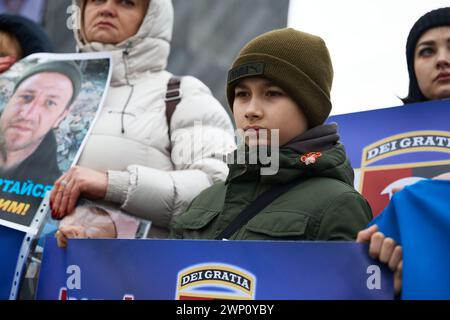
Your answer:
0,131 -> 61,227
1,131 -> 61,183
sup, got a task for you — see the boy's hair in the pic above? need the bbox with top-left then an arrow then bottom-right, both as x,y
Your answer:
227,28 -> 333,128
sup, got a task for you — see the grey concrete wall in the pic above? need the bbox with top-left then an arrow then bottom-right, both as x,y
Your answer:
40,0 -> 289,108
168,0 -> 289,109
42,0 -> 76,53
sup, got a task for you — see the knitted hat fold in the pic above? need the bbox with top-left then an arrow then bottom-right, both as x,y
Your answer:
227,28 -> 333,128
14,60 -> 83,107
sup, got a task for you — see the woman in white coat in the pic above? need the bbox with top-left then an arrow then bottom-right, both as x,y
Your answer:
50,0 -> 235,238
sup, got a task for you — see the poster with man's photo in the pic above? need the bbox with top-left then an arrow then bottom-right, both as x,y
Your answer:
0,52 -> 111,300
0,52 -> 112,234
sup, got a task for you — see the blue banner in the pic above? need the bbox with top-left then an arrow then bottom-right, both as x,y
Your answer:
329,100 -> 450,168
329,100 -> 450,216
37,238 -> 393,300
0,226 -> 24,299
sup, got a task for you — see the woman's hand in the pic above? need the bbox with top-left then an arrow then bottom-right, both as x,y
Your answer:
50,166 -> 108,220
357,225 -> 403,296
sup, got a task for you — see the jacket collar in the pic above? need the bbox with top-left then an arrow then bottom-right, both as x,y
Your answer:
226,123 -> 353,186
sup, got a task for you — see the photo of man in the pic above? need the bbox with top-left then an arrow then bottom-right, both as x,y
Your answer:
0,53 -> 111,234
0,60 -> 82,184
0,52 -> 111,302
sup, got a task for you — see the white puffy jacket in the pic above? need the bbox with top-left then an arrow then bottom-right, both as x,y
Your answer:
73,0 -> 236,237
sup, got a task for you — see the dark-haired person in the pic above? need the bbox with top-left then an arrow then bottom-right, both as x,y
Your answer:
0,13 -> 53,73
402,7 -> 450,103
358,7 -> 450,299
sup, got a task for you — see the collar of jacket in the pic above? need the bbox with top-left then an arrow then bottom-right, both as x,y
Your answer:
73,0 -> 173,87
226,123 -> 354,186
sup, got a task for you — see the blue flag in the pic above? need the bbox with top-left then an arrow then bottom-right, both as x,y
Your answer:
372,179 -> 450,299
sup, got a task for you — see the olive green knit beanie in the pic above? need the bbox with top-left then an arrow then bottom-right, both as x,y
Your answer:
14,60 -> 83,108
227,28 -> 333,128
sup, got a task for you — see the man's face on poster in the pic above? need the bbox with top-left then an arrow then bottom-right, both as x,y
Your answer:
0,72 -> 72,153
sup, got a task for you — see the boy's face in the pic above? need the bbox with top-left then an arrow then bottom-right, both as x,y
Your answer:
233,77 -> 308,146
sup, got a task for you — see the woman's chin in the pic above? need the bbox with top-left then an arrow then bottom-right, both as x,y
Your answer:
85,33 -> 121,45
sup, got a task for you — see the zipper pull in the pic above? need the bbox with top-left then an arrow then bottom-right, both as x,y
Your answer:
123,42 -> 132,56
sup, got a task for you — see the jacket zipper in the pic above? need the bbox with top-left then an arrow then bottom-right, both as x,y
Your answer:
121,42 -> 134,134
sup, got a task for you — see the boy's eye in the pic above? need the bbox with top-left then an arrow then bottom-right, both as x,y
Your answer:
266,90 -> 283,97
235,90 -> 249,98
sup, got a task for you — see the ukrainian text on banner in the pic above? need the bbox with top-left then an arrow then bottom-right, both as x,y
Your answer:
0,52 -> 112,300
328,99 -> 450,217
37,238 -> 393,300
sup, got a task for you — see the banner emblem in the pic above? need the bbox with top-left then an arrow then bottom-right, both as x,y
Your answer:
176,263 -> 256,300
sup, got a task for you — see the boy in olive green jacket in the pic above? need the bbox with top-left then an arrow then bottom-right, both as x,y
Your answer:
171,28 -> 372,241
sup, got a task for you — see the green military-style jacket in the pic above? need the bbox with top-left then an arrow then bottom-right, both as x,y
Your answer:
170,144 -> 372,241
